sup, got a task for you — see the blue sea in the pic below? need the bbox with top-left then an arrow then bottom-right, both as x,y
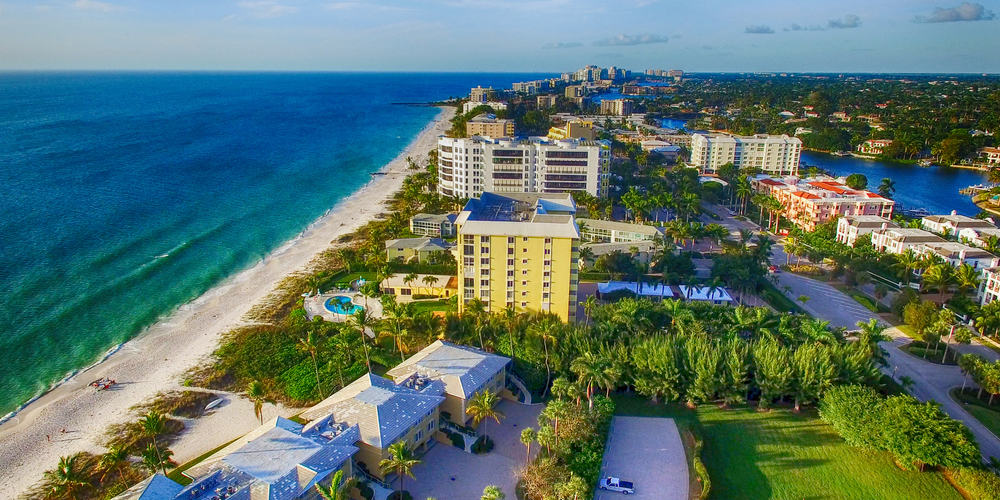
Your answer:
0,72 -> 551,417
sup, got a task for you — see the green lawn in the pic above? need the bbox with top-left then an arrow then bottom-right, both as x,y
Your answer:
332,271 -> 378,288
952,388 -> 1000,439
900,341 -> 959,365
409,299 -> 455,315
612,394 -> 961,500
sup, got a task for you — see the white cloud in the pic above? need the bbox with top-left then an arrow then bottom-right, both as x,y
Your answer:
914,2 -> 996,23
73,0 -> 117,12
828,14 -> 861,29
593,33 -> 669,46
237,1 -> 298,19
745,25 -> 775,34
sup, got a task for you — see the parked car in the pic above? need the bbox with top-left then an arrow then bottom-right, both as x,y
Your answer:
599,476 -> 635,494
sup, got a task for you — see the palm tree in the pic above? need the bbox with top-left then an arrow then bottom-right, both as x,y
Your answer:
98,445 -> 131,484
922,263 -> 955,303
581,295 -> 599,327
421,274 -> 440,295
45,454 -> 89,499
466,389 -> 504,437
315,469 -> 356,500
954,263 -> 981,297
349,309 -> 375,370
578,246 -> 595,270
570,352 -> 606,408
877,177 -> 896,198
520,427 -> 536,465
895,249 -> 921,285
529,318 -> 560,398
248,380 -> 267,424
298,330 -> 324,400
381,298 -> 413,361
379,441 -> 421,495
735,177 -> 752,215
141,443 -> 173,475
139,411 -> 167,474
402,272 -> 418,292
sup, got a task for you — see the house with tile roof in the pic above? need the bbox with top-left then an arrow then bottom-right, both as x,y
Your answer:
386,340 -> 511,426
752,175 -> 895,231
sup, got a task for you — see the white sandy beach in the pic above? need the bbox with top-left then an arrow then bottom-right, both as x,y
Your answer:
0,106 -> 454,498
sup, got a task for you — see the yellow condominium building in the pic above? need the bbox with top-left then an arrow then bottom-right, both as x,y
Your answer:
548,120 -> 596,141
456,192 -> 580,322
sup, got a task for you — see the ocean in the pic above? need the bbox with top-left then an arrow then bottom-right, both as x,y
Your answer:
0,72 -> 550,417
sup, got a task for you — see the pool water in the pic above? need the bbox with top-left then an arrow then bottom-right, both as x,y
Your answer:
324,295 -> 363,315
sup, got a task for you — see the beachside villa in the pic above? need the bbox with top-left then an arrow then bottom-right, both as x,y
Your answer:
959,226 -> 1000,248
870,227 -> 946,254
409,213 -> 457,238
386,340 -> 511,426
384,237 -> 453,264
380,273 -> 457,301
115,416 -> 359,500
300,373 -> 445,481
118,341 -> 514,499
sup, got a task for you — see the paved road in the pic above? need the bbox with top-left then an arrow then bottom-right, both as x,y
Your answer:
596,416 -> 688,500
704,203 -> 1000,461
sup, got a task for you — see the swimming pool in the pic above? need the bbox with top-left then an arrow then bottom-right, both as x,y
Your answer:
324,295 -> 363,315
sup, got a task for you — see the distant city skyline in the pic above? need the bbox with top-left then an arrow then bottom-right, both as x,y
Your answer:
0,0 -> 998,73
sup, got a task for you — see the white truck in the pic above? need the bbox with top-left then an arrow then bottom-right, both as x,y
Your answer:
598,476 -> 635,494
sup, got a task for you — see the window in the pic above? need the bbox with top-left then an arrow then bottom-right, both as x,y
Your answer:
480,279 -> 490,287
507,270 -> 514,277
427,421 -> 434,431
481,246 -> 489,254
464,256 -> 475,266
508,237 -> 515,244
416,430 -> 423,441
481,258 -> 490,265
481,236 -> 490,243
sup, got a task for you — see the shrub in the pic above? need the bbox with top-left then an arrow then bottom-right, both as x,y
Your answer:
949,467 -> 1000,500
447,430 -> 465,448
132,390 -> 218,419
357,481 -> 375,500
472,435 -> 494,454
387,492 -> 413,500
819,385 -> 885,451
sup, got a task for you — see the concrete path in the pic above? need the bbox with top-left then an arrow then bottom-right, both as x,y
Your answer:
406,401 -> 541,500
595,416 -> 688,500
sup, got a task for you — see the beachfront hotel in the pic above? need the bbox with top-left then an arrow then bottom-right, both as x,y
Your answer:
119,341 -> 512,499
690,133 -> 802,176
752,175 -> 895,232
437,136 -> 610,199
455,192 -> 580,322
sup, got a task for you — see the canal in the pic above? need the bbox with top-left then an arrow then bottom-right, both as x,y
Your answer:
801,151 -> 985,217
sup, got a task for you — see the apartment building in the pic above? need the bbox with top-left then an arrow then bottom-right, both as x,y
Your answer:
835,215 -> 898,247
981,267 -> 1000,305
690,133 -> 802,176
753,176 -> 895,231
410,212 -> 457,238
462,100 -> 507,114
547,120 -> 596,140
455,192 -> 580,322
469,85 -> 496,103
921,211 -> 996,236
600,98 -> 634,116
565,85 -> 585,99
869,227 -> 945,254
466,113 -> 515,138
980,147 -> 1000,165
537,94 -> 558,108
576,218 -> 665,243
437,136 -> 610,199
857,139 -> 893,155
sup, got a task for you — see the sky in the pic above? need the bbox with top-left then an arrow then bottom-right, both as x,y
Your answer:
0,0 -> 998,73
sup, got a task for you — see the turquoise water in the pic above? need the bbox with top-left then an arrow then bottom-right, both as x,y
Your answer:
324,296 -> 362,315
0,72 -> 551,417
801,152 -> 984,216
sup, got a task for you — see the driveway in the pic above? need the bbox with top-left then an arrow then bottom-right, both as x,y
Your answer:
405,401 -> 542,499
595,416 -> 688,500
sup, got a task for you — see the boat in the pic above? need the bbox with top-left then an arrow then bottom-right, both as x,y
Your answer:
918,159 -> 933,167
902,207 -> 932,218
204,398 -> 224,411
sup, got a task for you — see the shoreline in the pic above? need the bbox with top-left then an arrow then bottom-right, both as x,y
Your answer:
0,105 -> 455,497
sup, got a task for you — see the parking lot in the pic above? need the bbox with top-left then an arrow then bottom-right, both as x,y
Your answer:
595,416 -> 688,500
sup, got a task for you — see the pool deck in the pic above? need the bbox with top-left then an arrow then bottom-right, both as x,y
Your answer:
303,291 -> 383,323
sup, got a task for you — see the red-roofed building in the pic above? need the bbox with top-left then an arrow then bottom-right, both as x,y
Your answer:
752,175 -> 895,231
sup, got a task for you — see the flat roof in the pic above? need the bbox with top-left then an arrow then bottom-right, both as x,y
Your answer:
577,218 -> 666,236
386,340 -> 511,400
456,192 -> 580,239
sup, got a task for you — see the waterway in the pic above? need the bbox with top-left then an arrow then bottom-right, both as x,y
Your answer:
801,152 -> 985,217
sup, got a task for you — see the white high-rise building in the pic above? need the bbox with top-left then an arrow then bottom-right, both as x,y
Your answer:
437,136 -> 610,199
690,133 -> 802,176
